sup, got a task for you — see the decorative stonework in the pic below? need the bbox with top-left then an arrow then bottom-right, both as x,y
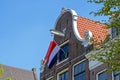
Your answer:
82,30 -> 93,47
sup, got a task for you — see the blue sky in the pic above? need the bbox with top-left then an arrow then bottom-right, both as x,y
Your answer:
0,0 -> 108,78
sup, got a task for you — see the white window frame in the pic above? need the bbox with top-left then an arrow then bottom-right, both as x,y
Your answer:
46,76 -> 53,80
72,59 -> 86,80
96,69 -> 114,80
96,69 -> 107,80
112,71 -> 120,80
57,68 -> 68,80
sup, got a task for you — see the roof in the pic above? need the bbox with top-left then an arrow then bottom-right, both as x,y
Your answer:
56,8 -> 109,45
77,16 -> 109,42
0,65 -> 37,80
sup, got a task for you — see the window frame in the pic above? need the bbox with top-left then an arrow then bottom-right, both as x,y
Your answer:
96,69 -> 108,80
96,69 -> 117,80
46,76 -> 54,80
57,68 -> 68,80
110,27 -> 119,38
57,40 -> 69,65
72,59 -> 86,80
113,71 -> 120,80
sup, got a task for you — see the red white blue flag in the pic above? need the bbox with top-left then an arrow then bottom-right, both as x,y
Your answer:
43,41 -> 60,68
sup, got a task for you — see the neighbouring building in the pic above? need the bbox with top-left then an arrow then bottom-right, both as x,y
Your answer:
40,8 -> 119,80
0,64 -> 38,80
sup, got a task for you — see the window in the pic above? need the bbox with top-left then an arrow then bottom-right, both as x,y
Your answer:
73,61 -> 86,80
97,70 -> 109,80
111,27 -> 119,38
59,71 -> 68,80
98,72 -> 107,80
57,68 -> 68,80
114,71 -> 120,80
111,27 -> 120,38
58,43 -> 69,62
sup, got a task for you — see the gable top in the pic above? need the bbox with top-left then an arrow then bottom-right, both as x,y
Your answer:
59,8 -> 109,43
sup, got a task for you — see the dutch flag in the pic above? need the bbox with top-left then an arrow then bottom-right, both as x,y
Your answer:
43,41 -> 60,68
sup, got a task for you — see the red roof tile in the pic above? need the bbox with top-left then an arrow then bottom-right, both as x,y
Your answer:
77,16 -> 109,43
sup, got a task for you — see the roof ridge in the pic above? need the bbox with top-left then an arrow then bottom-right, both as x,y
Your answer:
78,16 -> 105,25
2,64 -> 33,72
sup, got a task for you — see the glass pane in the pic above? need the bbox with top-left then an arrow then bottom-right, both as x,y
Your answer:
62,44 -> 69,54
98,72 -> 107,80
74,64 -> 79,75
74,61 -> 85,75
74,72 -> 85,80
59,43 -> 69,62
114,71 -> 120,80
59,49 -> 66,61
62,44 -> 69,58
65,71 -> 68,80
111,27 -> 119,38
74,75 -> 79,80
74,61 -> 86,80
114,76 -> 120,80
59,71 -> 68,80
114,71 -> 120,75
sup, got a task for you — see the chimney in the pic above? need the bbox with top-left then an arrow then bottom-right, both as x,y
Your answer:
32,68 -> 38,80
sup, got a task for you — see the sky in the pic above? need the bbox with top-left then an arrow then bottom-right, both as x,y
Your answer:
0,0 -> 108,78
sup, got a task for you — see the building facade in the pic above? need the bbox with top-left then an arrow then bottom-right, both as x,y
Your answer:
40,8 -> 113,80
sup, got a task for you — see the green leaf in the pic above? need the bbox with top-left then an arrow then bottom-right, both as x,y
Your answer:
0,64 -> 4,78
5,78 -> 12,80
